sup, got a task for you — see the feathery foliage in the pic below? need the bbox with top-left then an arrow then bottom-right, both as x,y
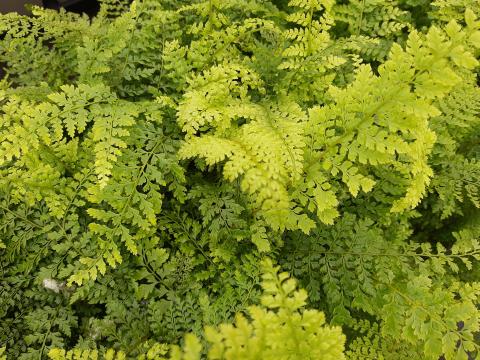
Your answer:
0,1 -> 479,359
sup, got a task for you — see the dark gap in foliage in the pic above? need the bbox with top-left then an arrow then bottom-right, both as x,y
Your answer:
43,0 -> 100,17
0,63 -> 5,81
73,300 -> 106,319
410,208 -> 461,245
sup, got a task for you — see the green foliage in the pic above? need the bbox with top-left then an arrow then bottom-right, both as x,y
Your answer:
169,259 -> 345,360
47,259 -> 346,359
345,319 -> 423,359
429,82 -> 480,217
0,1 -> 479,359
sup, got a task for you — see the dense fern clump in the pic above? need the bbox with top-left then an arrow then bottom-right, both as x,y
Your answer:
0,0 -> 479,359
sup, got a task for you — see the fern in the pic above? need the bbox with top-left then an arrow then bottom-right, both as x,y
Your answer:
49,259 -> 346,359
346,319 -> 422,359
281,216 -> 480,358
428,83 -> 480,218
334,0 -> 411,37
180,13 -> 479,246
1,2 -> 480,360
431,0 -> 480,23
279,0 -> 345,104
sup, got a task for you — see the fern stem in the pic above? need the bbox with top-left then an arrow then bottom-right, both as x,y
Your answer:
0,204 -> 44,229
355,0 -> 367,36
